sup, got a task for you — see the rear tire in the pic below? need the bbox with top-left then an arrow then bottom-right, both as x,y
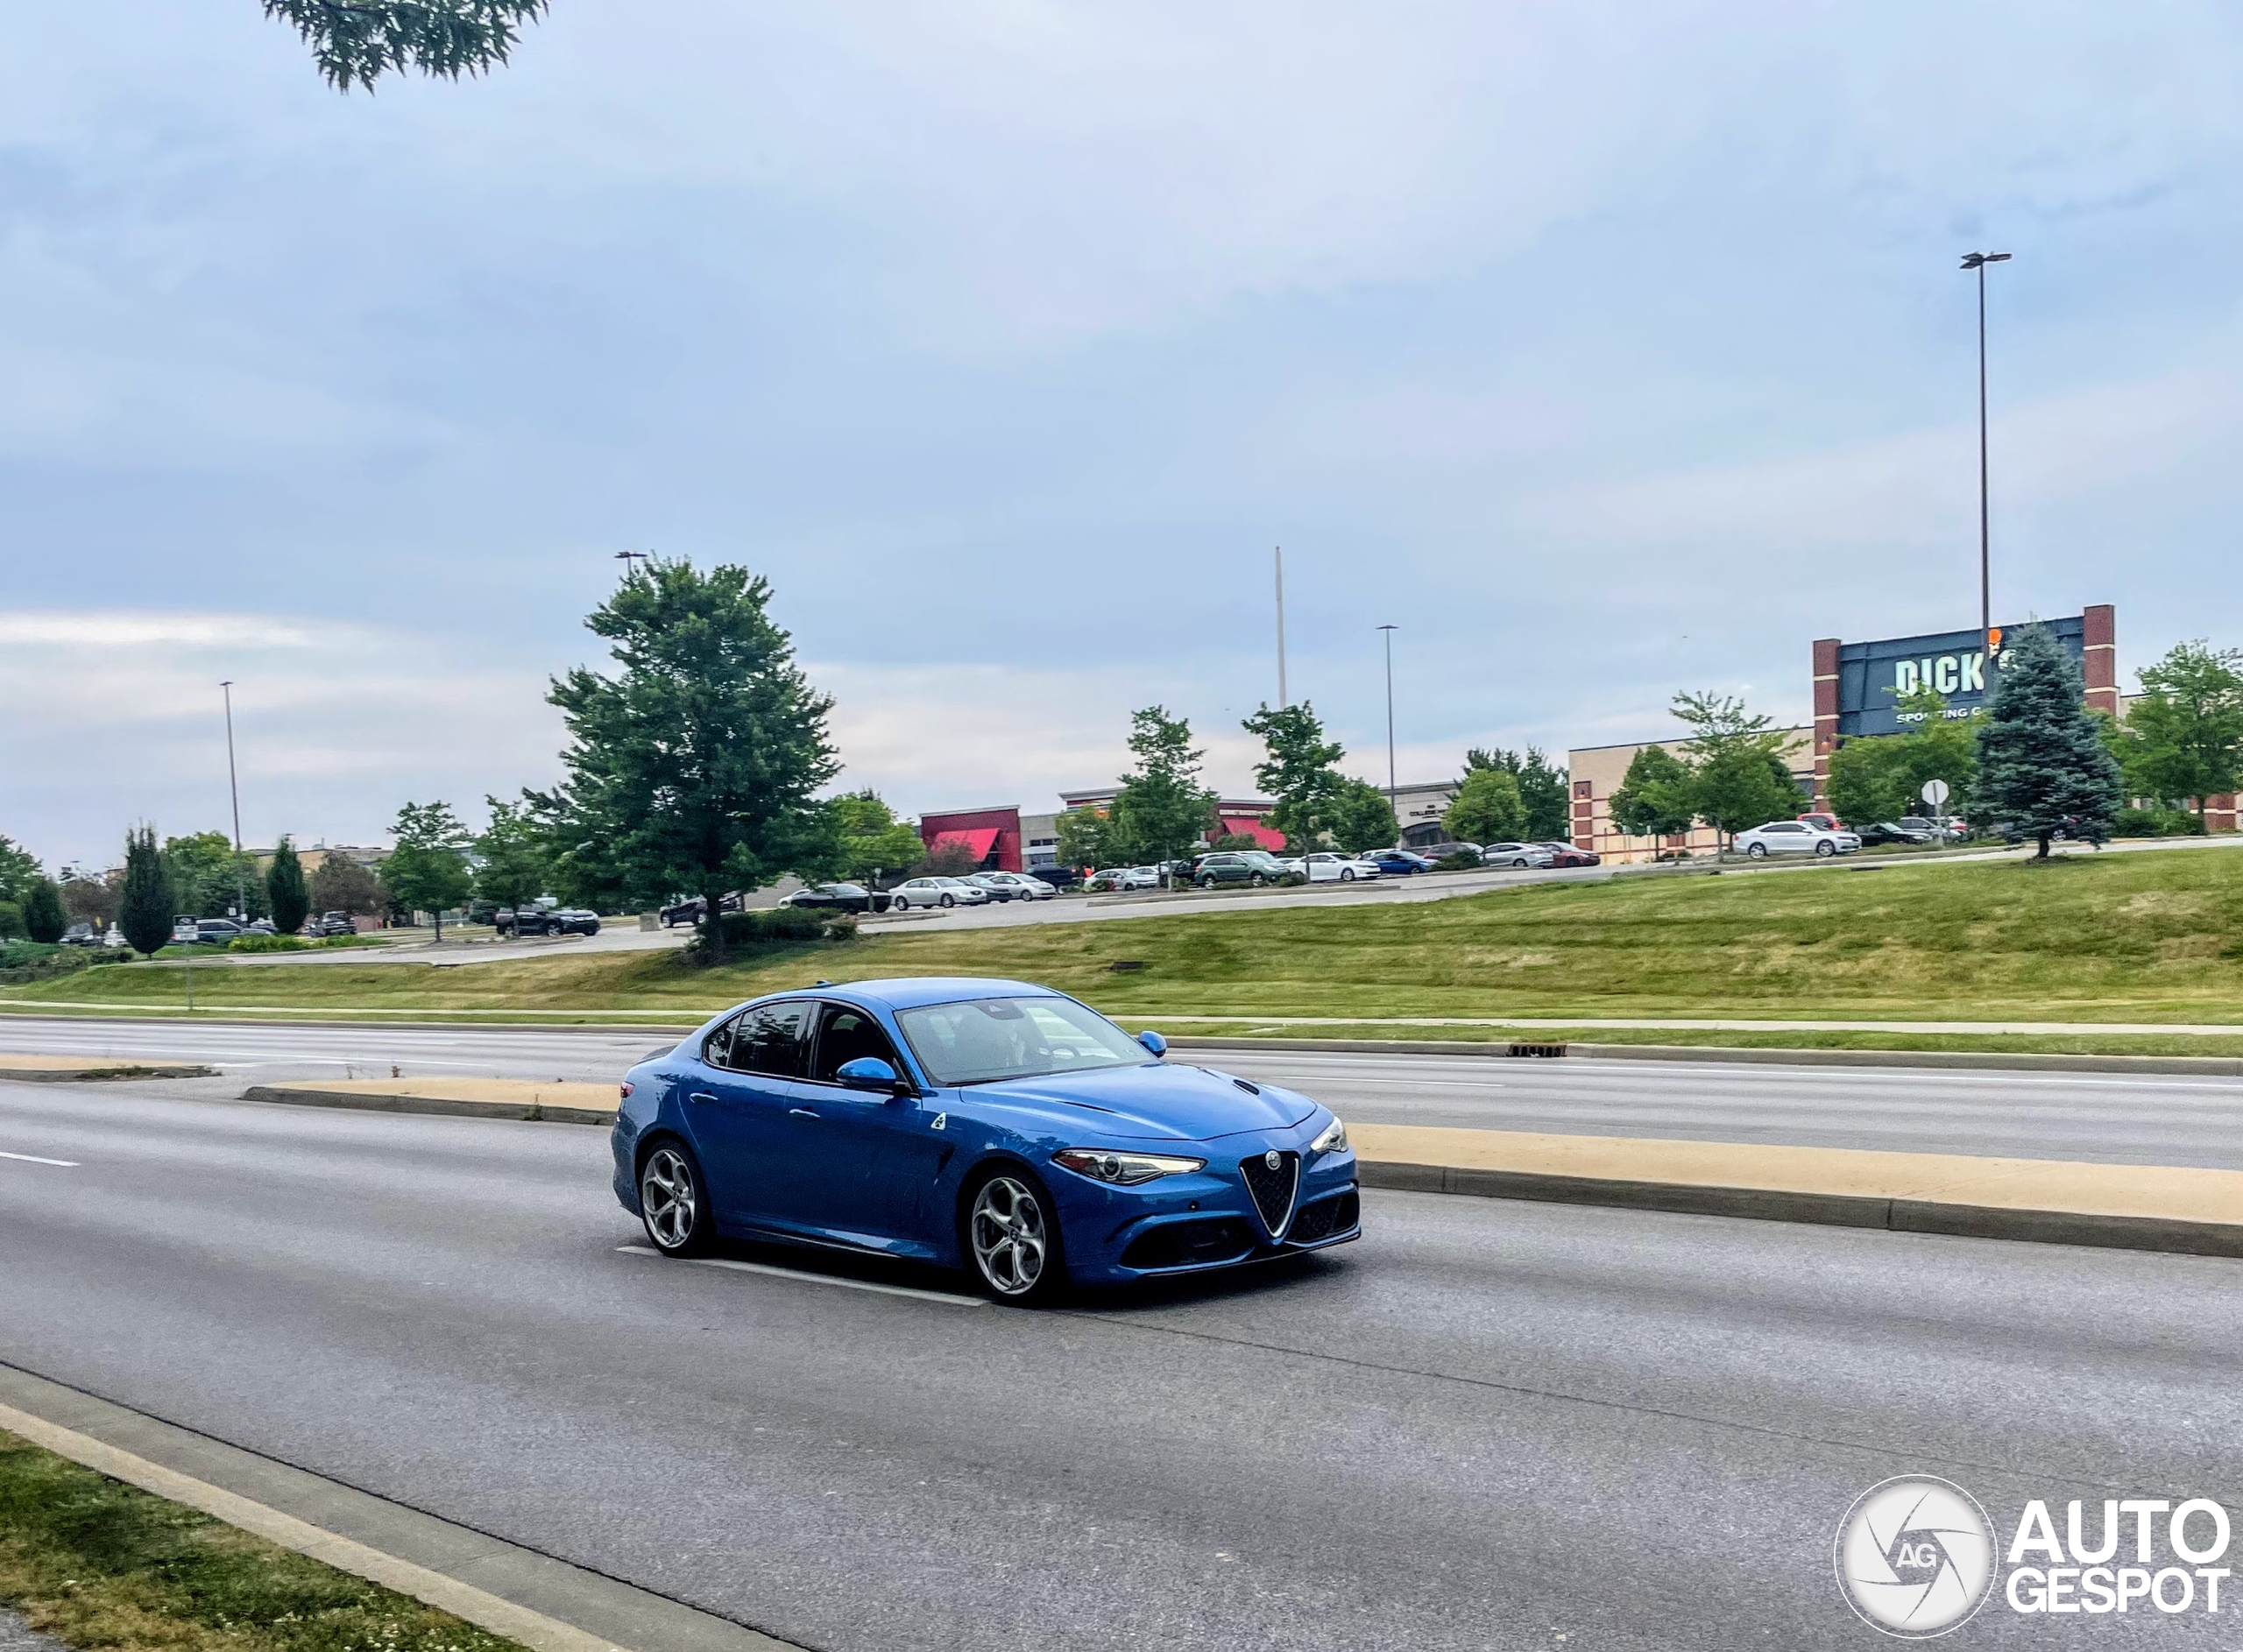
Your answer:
1249,873 -> 1266,887
639,1140 -> 713,1258
1747,844 -> 1767,859
1815,840 -> 1836,858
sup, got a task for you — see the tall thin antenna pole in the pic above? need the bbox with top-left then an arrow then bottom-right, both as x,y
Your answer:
221,681 -> 247,919
1378,625 -> 1398,825
1976,261 -> 1989,642
1274,547 -> 1289,708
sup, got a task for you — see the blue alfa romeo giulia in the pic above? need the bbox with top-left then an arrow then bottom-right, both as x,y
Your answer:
611,976 -> 1361,1302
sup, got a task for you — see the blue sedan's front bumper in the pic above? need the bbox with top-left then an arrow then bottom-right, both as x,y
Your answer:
1049,1140 -> 1362,1287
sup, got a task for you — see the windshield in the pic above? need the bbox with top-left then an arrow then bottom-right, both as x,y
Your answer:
895,995 -> 1152,1086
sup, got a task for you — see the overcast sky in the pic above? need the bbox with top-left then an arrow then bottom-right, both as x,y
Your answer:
8,3 -> 2243,868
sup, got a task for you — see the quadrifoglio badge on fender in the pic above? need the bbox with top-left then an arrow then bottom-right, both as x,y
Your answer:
1837,1478 -> 2234,1637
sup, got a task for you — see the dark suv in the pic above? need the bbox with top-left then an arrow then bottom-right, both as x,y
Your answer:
1188,851 -> 1297,889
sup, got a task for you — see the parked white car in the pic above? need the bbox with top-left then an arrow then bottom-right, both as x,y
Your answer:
968,871 -> 1055,901
1303,851 -> 1383,883
888,876 -> 991,910
1734,821 -> 1861,859
1479,842 -> 1556,868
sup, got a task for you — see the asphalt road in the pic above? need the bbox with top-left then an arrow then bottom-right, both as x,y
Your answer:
4,1081 -> 2239,1649
4,1016 -> 2241,1168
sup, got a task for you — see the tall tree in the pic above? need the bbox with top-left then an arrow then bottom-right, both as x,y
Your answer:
264,0 -> 549,91
1443,766 -> 1526,844
1609,745 -> 1696,839
830,792 -> 924,885
118,827 -> 174,957
1976,622 -> 2125,858
1108,707 -> 1218,884
0,837 -> 39,907
534,559 -> 839,957
1668,692 -> 1801,846
383,801 -> 477,938
1327,779 -> 1404,854
265,837 -> 310,935
309,856 -> 387,920
2120,640 -> 2243,824
1242,702 -> 1348,851
22,880 -> 66,944
58,867 -> 122,930
1468,747 -> 1572,840
1054,806 -> 1117,872
1825,685 -> 1980,826
474,797 -> 553,910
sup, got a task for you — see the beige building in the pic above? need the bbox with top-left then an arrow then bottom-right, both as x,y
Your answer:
1567,729 -> 1815,865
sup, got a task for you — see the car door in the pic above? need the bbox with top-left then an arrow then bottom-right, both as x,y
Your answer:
684,999 -> 828,1233
798,1001 -> 947,1254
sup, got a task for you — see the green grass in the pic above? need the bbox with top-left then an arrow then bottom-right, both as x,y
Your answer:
9,846 -> 2243,1034
0,1430 -> 523,1652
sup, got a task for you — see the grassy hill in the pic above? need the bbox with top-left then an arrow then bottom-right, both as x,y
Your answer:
10,848 -> 2243,1042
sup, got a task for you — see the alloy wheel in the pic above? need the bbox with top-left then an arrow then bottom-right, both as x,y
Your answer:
940,893 -> 955,907
640,1146 -> 701,1253
970,1175 -> 1048,1297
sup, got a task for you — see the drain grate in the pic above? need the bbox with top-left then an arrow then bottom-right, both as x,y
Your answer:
1506,1042 -> 1568,1058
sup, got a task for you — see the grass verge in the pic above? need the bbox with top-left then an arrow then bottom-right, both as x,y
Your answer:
0,1428 -> 525,1652
1145,1022 -> 2243,1058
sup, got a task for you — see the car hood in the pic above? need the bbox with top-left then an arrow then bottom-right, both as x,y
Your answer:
964,1061 -> 1317,1142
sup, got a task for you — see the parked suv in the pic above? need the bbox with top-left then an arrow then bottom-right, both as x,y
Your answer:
1188,851 -> 1298,888
1734,821 -> 1861,858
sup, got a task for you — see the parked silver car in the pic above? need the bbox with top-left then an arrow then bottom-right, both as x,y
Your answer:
888,876 -> 990,910
966,871 -> 1055,901
1479,842 -> 1556,868
1733,820 -> 1861,858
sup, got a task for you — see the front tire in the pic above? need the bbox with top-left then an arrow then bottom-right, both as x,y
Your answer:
1249,872 -> 1266,887
639,1141 -> 712,1258
940,893 -> 955,907
964,1168 -> 1065,1304
1746,843 -> 1767,859
1815,840 -> 1836,858
1340,868 -> 1355,882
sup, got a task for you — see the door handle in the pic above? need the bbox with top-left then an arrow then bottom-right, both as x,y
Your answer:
688,1091 -> 717,1105
789,1106 -> 820,1119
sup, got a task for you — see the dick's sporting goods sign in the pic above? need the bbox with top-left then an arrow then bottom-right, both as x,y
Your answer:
1836,616 -> 2088,738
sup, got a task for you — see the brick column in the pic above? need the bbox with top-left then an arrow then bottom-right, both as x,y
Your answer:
2083,604 -> 2119,718
1811,638 -> 1841,806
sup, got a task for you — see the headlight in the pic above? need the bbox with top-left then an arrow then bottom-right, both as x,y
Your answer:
1052,1148 -> 1206,1186
1307,1116 -> 1348,1156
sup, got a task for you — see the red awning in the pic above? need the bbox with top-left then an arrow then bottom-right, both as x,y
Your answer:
1220,820 -> 1287,851
934,827 -> 1002,861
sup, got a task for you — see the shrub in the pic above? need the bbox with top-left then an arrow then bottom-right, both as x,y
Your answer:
689,906 -> 856,959
1435,851 -> 1482,872
229,934 -> 312,953
2112,806 -> 2209,838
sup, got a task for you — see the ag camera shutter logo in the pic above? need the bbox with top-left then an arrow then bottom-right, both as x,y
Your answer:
1835,1477 -> 1997,1638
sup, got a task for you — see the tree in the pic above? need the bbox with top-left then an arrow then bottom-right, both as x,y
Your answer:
534,559 -> 839,958
474,797 -> 553,910
22,880 -> 66,943
310,856 -> 387,919
1443,766 -> 1527,844
264,0 -> 548,91
0,837 -> 39,907
1976,621 -> 2125,858
1327,778 -> 1402,853
1107,707 -> 1218,882
59,866 -> 122,930
383,801 -> 477,937
162,830 -> 265,920
1667,692 -> 1801,845
1054,806 -> 1118,872
1242,702 -> 1348,851
119,827 -> 174,956
913,839 -> 985,878
1609,745 -> 1696,839
265,837 -> 310,935
830,792 -> 924,885
1468,748 -> 1571,840
2120,641 -> 2243,824
1824,687 -> 1979,827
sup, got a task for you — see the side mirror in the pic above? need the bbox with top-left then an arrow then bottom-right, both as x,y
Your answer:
836,1055 -> 911,1097
1136,1029 -> 1167,1057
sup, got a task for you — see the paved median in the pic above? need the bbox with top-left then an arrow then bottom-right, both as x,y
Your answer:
0,1052 -> 216,1082
237,1077 -> 2243,1260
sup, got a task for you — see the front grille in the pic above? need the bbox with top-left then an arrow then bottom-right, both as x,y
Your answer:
1120,1218 -> 1256,1271
1239,1150 -> 1299,1238
1286,1188 -> 1359,1245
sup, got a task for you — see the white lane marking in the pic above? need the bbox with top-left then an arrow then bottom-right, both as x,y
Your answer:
0,1150 -> 79,1167
615,1244 -> 986,1306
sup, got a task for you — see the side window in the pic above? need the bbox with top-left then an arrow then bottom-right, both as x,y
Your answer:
811,1004 -> 902,1083
711,1000 -> 813,1077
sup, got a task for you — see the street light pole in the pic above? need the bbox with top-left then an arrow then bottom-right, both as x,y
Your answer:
220,681 -> 247,921
616,549 -> 654,579
1377,625 -> 1398,828
1960,251 -> 2011,646
1274,547 -> 1288,710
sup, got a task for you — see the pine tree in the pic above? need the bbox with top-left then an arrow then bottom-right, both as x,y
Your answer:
264,0 -> 548,91
22,879 -> 66,943
266,837 -> 310,935
118,827 -> 174,956
1976,622 -> 2124,858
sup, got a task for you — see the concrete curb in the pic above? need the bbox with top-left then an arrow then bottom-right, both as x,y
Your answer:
0,1062 -> 218,1083
1356,1161 -> 2243,1259
1165,1035 -> 2243,1077
241,1084 -> 617,1126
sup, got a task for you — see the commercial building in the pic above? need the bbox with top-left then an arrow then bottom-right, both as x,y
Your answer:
1566,730 -> 1816,865
917,790 -> 1281,874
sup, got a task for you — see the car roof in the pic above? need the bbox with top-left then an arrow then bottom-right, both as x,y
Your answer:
813,977 -> 1057,1012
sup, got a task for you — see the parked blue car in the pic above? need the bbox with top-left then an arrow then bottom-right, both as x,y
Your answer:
612,977 -> 1361,1303
1358,848 -> 1434,875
